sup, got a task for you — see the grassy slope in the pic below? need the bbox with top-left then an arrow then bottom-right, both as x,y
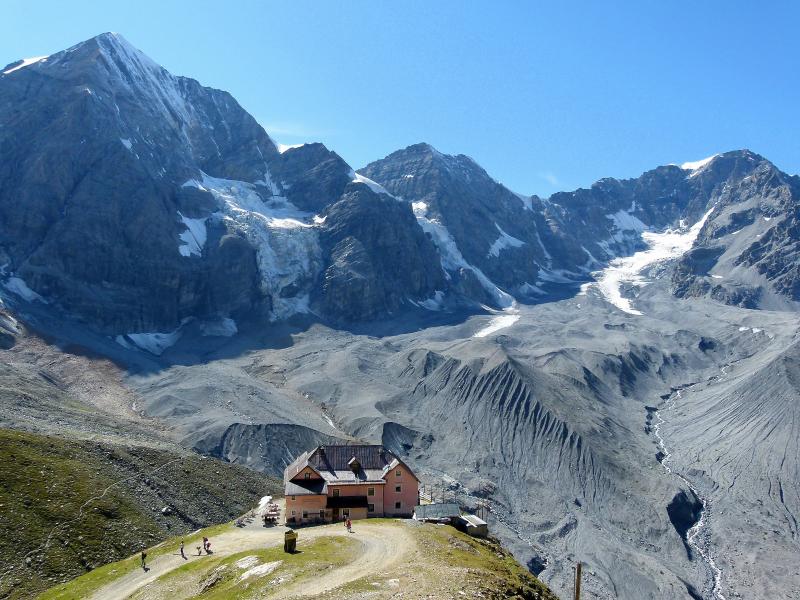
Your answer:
344,520 -> 560,600
129,536 -> 361,600
44,519 -> 558,600
0,428 -> 281,600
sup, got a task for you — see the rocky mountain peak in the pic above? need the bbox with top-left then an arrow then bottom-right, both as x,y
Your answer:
373,142 -> 491,187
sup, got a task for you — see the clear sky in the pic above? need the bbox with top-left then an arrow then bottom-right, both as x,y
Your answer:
2,1 -> 798,196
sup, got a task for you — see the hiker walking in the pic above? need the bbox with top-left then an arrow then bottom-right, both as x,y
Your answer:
140,551 -> 147,570
179,540 -> 186,559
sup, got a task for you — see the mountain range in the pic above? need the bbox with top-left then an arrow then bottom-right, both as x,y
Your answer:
1,33 -> 798,600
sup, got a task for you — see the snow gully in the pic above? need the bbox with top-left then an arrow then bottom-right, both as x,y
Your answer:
653,390 -> 727,600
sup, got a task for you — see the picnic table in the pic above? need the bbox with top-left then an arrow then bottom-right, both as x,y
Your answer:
262,502 -> 281,526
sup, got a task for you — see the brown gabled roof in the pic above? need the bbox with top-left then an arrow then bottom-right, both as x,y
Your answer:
284,444 -> 419,486
284,449 -> 318,483
309,445 -> 391,471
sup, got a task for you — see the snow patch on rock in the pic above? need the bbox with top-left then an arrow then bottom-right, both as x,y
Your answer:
2,276 -> 47,303
2,56 -> 48,75
277,142 -> 305,153
119,329 -> 182,355
598,203 -> 648,256
177,212 -> 208,257
200,317 -> 238,337
350,170 -> 394,197
419,290 -> 445,311
411,202 -> 513,308
487,224 -> 525,258
681,155 -> 719,178
474,312 -> 520,338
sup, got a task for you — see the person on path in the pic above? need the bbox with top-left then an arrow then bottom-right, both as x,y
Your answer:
140,551 -> 147,571
346,517 -> 352,533
179,540 -> 186,559
205,539 -> 212,554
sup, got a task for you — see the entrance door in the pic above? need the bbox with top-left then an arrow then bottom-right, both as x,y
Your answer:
333,508 -> 340,522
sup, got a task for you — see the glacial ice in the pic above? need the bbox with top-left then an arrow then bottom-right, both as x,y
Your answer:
591,207 -> 715,315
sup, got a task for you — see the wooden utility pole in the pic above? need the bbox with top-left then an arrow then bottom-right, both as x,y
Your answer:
574,562 -> 582,600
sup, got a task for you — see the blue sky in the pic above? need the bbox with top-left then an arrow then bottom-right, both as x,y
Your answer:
2,1 -> 798,196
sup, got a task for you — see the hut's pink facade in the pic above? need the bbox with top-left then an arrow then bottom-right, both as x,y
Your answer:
284,445 -> 420,525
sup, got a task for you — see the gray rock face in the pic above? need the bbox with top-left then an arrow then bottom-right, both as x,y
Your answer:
316,185 -> 447,320
671,153 -> 800,307
270,143 -> 353,213
0,33 -> 281,332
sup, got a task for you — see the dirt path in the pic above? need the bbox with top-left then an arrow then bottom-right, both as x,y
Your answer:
89,509 -> 415,600
88,523 -> 286,600
273,521 -> 414,598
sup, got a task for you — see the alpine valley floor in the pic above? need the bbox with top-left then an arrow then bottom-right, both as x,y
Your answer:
4,265 -> 799,600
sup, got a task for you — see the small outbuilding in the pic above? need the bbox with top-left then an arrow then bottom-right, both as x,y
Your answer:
456,514 -> 488,538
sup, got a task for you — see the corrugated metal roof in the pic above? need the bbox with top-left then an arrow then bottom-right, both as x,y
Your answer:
459,514 -> 487,527
413,503 -> 461,520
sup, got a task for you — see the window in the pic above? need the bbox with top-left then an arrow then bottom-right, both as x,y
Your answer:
291,510 -> 296,515
395,485 -> 401,493
343,509 -> 350,517
302,511 -> 308,519
333,489 -> 340,497
368,503 -> 375,513
396,470 -> 402,477
304,472 -> 310,479
368,487 -> 375,496
291,495 -> 295,501
319,510 -> 325,519
395,501 -> 401,509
